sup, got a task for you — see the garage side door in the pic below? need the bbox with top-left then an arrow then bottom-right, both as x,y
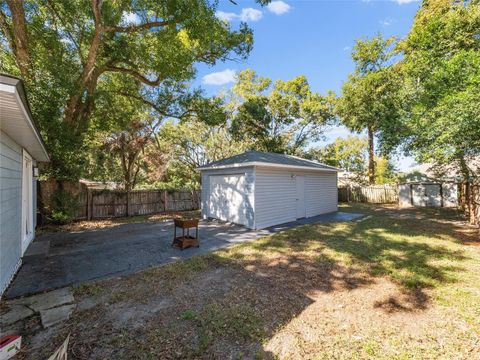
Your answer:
208,174 -> 247,226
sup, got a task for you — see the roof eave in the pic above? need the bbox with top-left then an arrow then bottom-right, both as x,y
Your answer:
0,75 -> 50,162
197,161 -> 339,172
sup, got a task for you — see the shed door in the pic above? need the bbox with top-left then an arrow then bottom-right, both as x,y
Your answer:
208,174 -> 247,226
411,184 -> 426,207
296,176 -> 306,219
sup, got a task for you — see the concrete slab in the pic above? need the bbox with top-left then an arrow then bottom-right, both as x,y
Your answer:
40,304 -> 76,328
6,211 -> 364,298
10,288 -> 74,312
22,240 -> 50,260
0,305 -> 34,326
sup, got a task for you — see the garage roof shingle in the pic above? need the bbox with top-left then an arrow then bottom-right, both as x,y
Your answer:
198,151 -> 339,171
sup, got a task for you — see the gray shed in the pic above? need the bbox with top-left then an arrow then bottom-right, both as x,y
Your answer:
198,151 -> 339,229
0,74 -> 49,295
398,182 -> 459,208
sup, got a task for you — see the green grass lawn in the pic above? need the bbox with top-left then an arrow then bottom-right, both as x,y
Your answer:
23,204 -> 480,359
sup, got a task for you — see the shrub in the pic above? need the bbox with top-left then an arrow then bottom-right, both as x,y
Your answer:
49,188 -> 79,224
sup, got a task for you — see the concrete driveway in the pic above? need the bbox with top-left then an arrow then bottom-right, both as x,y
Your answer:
6,212 -> 363,299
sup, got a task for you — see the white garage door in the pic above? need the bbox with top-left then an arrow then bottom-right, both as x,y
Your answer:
208,174 -> 247,226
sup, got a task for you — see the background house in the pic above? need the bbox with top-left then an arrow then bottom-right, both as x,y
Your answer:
0,74 -> 49,295
198,151 -> 339,229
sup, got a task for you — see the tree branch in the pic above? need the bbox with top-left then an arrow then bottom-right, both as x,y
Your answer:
106,66 -> 162,86
104,20 -> 171,33
45,0 -> 83,60
0,10 -> 14,48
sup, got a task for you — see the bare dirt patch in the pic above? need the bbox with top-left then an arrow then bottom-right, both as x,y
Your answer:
13,205 -> 480,359
36,210 -> 200,235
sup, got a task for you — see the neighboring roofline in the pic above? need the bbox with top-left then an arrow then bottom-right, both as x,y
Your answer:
0,73 -> 50,162
197,162 -> 340,172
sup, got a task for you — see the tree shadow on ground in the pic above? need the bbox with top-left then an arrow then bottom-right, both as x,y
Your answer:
23,207 -> 472,359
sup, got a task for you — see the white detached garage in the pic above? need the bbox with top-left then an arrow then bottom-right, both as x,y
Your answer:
198,151 -> 339,229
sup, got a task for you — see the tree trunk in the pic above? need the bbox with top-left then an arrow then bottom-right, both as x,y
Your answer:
5,0 -> 32,79
63,0 -> 104,127
367,125 -> 375,184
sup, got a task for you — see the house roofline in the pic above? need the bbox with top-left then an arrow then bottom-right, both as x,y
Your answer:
197,162 -> 340,172
0,74 -> 50,162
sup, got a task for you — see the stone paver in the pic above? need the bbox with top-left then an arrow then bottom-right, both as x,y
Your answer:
6,212 -> 363,299
40,304 -> 76,328
10,288 -> 74,312
0,304 -> 34,326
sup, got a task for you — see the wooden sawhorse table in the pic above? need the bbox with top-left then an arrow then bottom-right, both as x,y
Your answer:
172,218 -> 199,250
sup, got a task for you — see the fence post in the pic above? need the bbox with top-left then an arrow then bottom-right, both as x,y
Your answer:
87,190 -> 92,220
163,190 -> 168,212
126,191 -> 130,217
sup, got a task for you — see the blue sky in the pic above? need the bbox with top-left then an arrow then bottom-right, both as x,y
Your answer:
193,0 -> 422,171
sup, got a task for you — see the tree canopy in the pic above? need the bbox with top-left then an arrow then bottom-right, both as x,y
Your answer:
392,0 -> 480,180
336,34 -> 402,184
228,69 -> 336,154
307,136 -> 397,185
0,0 -> 266,178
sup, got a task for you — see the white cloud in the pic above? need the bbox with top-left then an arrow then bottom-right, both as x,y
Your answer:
215,8 -> 263,23
121,12 -> 141,24
239,8 -> 263,22
391,0 -> 419,4
216,11 -> 237,22
202,69 -> 237,86
267,1 -> 291,15
380,17 -> 396,27
343,46 -> 350,52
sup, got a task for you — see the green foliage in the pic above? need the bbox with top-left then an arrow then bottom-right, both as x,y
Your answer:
374,156 -> 398,184
337,34 -> 402,183
0,0 -> 266,179
309,136 -> 368,174
229,69 -> 335,154
393,0 -> 480,179
307,136 -> 397,184
49,188 -> 79,224
156,120 -> 249,189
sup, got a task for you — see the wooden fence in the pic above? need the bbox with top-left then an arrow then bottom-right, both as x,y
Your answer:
85,189 -> 200,220
338,185 -> 398,204
37,179 -> 200,221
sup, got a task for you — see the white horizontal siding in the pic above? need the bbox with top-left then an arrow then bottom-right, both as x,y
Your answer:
0,129 -> 23,295
254,168 -> 297,229
254,167 -> 338,229
305,172 -> 338,217
200,166 -> 255,228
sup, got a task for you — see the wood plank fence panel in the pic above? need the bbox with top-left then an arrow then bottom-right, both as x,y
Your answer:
339,185 -> 398,204
87,189 -> 200,220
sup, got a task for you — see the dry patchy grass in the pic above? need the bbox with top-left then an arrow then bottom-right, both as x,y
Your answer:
37,210 -> 200,235
19,205 -> 480,359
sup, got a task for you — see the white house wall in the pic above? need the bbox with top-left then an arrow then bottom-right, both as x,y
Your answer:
0,129 -> 23,295
254,167 -> 338,229
201,166 -> 255,228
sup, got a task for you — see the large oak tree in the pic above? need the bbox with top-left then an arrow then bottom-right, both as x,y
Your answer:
0,0 -> 266,178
